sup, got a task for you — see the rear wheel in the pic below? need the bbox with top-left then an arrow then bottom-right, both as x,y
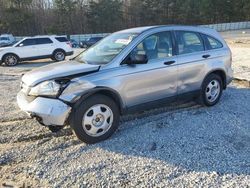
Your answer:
199,73 -> 223,106
70,94 -> 120,144
3,54 -> 19,66
52,50 -> 65,62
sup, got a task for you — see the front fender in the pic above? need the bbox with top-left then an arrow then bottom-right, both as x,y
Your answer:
60,86 -> 126,114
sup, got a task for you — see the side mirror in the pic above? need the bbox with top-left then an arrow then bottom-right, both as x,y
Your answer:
18,43 -> 24,47
126,54 -> 148,65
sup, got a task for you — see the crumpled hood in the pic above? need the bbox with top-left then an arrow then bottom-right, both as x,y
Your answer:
22,60 -> 100,86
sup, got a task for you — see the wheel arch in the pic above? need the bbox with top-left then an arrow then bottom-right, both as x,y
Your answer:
2,53 -> 20,62
72,87 -> 126,115
53,48 -> 66,54
203,69 -> 227,89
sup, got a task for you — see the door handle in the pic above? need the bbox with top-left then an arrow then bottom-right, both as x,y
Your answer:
202,54 -> 211,59
164,60 -> 176,65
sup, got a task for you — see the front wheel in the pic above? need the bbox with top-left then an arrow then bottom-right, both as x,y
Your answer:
199,73 -> 223,106
3,54 -> 19,66
70,94 -> 120,144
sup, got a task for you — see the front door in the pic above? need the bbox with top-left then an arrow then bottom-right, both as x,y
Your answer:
118,31 -> 178,107
16,38 -> 39,59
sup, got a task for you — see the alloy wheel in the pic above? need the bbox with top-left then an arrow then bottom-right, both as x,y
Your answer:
205,79 -> 221,103
82,104 -> 114,137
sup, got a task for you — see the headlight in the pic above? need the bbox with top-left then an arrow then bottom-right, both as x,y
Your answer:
61,81 -> 95,95
29,80 -> 61,97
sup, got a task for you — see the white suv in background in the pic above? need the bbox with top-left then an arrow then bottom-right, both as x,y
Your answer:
0,36 -> 73,66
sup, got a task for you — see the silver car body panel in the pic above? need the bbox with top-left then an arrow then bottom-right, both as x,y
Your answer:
17,25 -> 233,126
22,60 -> 100,87
17,91 -> 71,126
60,26 -> 232,105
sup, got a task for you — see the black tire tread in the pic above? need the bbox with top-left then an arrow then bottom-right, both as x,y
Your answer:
52,49 -> 66,62
70,94 -> 120,144
199,73 -> 223,107
3,53 -> 19,66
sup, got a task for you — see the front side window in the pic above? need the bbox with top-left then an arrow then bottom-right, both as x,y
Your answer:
131,31 -> 173,61
76,33 -> 138,65
176,31 -> 204,55
36,38 -> 53,45
19,39 -> 36,46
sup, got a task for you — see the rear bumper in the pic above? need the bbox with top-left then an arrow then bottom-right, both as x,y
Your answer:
66,51 -> 74,56
226,67 -> 233,85
17,91 -> 71,126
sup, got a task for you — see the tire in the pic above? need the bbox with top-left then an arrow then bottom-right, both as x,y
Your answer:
70,94 -> 120,144
3,54 -> 19,66
199,73 -> 223,106
52,50 -> 65,62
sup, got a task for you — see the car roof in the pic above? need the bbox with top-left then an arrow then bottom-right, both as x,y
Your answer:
116,25 -> 217,35
24,35 -> 67,39
116,26 -> 158,34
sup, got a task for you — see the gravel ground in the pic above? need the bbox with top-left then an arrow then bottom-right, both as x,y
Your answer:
0,33 -> 250,187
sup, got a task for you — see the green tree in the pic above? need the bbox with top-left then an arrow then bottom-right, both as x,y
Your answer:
0,0 -> 35,35
54,0 -> 77,34
87,0 -> 123,33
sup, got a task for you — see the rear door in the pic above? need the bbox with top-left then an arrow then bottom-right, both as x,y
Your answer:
118,31 -> 178,107
35,38 -> 54,56
175,31 -> 209,94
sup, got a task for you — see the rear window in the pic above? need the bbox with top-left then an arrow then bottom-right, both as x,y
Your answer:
36,38 -> 53,45
206,35 -> 223,49
55,37 -> 68,42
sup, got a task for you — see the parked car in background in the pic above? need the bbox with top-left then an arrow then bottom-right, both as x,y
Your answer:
17,26 -> 233,143
0,36 -> 73,66
80,36 -> 103,48
0,34 -> 15,47
70,39 -> 79,48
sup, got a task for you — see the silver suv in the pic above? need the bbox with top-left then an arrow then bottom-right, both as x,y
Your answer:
17,26 -> 233,143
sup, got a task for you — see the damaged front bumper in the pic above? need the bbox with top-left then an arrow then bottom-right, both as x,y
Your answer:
17,91 -> 71,126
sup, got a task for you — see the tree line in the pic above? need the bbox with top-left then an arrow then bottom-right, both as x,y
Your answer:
0,0 -> 250,36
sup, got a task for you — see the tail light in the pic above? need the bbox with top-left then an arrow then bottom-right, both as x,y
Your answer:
67,41 -> 72,47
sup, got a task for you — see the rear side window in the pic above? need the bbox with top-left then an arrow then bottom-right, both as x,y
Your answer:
175,31 -> 204,55
206,35 -> 223,49
55,37 -> 68,42
36,38 -> 53,45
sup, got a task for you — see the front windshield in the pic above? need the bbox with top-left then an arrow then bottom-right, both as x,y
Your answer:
76,33 -> 138,65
